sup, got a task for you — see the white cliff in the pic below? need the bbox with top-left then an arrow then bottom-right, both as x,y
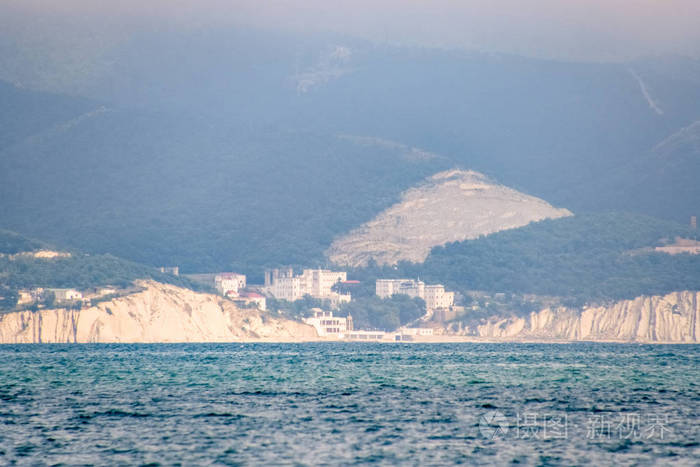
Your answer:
326,169 -> 572,267
0,281 -> 318,343
474,291 -> 699,343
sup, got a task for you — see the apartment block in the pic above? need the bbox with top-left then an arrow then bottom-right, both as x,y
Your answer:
376,279 -> 454,311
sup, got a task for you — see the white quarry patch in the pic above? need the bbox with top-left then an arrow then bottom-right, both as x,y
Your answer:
326,169 -> 573,267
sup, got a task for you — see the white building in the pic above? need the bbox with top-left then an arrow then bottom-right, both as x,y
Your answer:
424,285 -> 455,311
399,327 -> 434,336
267,268 -> 351,304
300,269 -> 347,298
16,290 -> 34,306
303,308 -> 353,337
329,292 -> 352,307
48,289 -> 83,302
264,267 -> 294,287
376,279 -> 425,300
376,279 -> 454,311
215,273 -> 247,297
344,330 -> 389,341
97,287 -> 117,296
270,276 -> 303,301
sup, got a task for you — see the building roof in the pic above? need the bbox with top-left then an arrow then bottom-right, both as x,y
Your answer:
216,272 -> 245,279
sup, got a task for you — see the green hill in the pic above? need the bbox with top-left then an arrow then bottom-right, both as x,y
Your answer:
380,213 -> 700,305
0,230 -> 203,310
0,229 -> 48,255
0,105 -> 446,275
1,28 -> 699,279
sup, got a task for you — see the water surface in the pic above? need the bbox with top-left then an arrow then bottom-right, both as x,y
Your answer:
0,343 -> 698,465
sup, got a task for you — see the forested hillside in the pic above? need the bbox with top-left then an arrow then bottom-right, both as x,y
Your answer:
1,27 -> 699,277
0,231 -> 203,310
0,229 -> 47,255
0,106 -> 446,274
377,213 -> 700,305
0,80 -> 94,150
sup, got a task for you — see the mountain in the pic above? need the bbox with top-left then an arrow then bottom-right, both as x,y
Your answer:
0,101 -> 446,275
0,80 -> 94,151
587,119 -> 700,221
327,169 -> 571,267
1,27 -> 699,276
0,229 -> 48,255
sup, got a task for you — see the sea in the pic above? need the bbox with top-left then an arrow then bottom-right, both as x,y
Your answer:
0,343 -> 697,466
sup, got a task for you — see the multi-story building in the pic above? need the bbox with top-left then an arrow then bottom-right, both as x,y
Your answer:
266,268 -> 351,304
376,279 -> 425,300
376,279 -> 401,298
303,308 -> 353,336
376,279 -> 454,311
264,268 -> 294,287
215,273 -> 246,297
300,269 -> 347,298
270,276 -> 303,301
424,284 -> 455,311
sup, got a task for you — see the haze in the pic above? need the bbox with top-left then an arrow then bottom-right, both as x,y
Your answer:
3,0 -> 700,62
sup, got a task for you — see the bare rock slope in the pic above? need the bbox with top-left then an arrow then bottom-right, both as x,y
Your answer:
0,281 -> 317,343
327,170 -> 572,267
474,291 -> 699,343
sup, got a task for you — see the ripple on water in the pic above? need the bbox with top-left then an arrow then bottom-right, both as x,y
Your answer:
0,343 -> 697,465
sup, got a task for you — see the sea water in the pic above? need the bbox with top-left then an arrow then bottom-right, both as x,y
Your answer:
0,343 -> 698,465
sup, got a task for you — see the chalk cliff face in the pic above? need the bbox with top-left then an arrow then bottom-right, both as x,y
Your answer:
474,291 -> 699,343
0,281 -> 318,343
326,169 -> 572,267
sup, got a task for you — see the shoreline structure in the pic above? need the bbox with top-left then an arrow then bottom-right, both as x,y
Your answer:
0,281 -> 697,344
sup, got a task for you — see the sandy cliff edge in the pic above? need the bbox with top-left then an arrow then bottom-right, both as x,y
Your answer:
0,281 -> 318,343
1,282 -> 696,344
472,291 -> 699,343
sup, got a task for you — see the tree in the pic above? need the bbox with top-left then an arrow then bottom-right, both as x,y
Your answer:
339,295 -> 427,331
0,288 -> 18,310
43,291 -> 56,308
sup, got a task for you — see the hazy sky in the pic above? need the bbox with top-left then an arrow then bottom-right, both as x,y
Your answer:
4,0 -> 700,61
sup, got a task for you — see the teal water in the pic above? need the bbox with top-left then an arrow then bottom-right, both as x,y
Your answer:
0,343 -> 698,465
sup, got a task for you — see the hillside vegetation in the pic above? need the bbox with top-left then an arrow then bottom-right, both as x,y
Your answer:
0,110 -> 445,275
359,213 -> 700,305
1,28 -> 699,278
0,229 -> 47,254
0,231 -> 204,310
